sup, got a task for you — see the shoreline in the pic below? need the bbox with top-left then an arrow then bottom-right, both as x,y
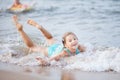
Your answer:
0,62 -> 61,80
0,62 -> 120,80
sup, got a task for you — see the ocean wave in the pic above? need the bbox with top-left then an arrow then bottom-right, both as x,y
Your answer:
0,44 -> 120,72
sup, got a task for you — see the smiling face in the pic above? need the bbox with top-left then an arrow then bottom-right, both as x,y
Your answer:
62,32 -> 79,51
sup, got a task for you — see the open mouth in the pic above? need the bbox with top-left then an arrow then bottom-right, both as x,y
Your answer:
72,44 -> 78,49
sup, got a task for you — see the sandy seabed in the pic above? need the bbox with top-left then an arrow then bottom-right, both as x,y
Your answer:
0,62 -> 120,80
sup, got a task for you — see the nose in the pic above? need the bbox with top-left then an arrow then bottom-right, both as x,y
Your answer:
72,41 -> 77,45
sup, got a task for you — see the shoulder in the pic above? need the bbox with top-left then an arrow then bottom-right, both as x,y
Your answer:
12,3 -> 23,8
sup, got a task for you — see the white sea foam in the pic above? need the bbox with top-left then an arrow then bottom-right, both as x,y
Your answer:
0,44 -> 120,72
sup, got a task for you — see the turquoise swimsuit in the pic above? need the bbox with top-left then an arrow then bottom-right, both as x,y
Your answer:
48,44 -> 80,57
64,47 -> 80,56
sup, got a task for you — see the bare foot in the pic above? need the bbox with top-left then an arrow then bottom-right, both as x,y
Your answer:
13,15 -> 18,24
27,19 -> 42,29
13,15 -> 23,31
36,57 -> 50,66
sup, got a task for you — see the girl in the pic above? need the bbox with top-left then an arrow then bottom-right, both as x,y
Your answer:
13,15 -> 86,65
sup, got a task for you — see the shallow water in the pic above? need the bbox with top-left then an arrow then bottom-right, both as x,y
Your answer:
0,62 -> 120,80
0,0 -> 120,72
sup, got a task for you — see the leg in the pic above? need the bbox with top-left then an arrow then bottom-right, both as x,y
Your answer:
27,19 -> 56,45
13,15 -> 35,48
13,15 -> 49,56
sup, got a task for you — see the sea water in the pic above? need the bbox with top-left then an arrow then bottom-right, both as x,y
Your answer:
0,0 -> 120,72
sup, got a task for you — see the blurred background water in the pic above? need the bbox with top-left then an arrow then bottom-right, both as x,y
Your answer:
0,0 -> 120,48
0,0 -> 120,72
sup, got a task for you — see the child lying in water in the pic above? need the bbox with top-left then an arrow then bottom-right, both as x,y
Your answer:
10,0 -> 22,9
10,0 -> 28,10
12,15 -> 86,66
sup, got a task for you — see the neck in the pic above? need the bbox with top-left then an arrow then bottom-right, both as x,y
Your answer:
68,48 -> 76,54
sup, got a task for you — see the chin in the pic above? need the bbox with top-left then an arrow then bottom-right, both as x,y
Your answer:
72,47 -> 76,50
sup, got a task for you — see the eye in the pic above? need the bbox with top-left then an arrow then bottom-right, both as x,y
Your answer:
74,38 -> 77,40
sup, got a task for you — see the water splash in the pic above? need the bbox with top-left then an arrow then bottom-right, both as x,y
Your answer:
0,43 -> 120,72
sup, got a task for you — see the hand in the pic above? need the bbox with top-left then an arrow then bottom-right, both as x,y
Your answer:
36,57 -> 50,66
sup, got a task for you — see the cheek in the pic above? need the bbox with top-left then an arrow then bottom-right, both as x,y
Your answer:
75,40 -> 78,43
65,42 -> 71,47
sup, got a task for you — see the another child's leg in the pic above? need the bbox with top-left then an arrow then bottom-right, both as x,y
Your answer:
27,20 -> 56,45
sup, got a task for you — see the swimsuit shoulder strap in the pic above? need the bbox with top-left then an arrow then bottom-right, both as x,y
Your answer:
76,48 -> 80,55
64,48 -> 80,56
64,48 -> 72,56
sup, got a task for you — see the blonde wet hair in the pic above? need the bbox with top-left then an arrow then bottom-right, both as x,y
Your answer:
62,32 -> 78,46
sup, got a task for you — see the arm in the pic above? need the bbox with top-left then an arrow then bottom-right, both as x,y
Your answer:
49,51 -> 67,61
36,51 -> 67,66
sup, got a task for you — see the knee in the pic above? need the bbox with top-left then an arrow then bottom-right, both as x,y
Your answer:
47,35 -> 53,39
28,45 -> 37,52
